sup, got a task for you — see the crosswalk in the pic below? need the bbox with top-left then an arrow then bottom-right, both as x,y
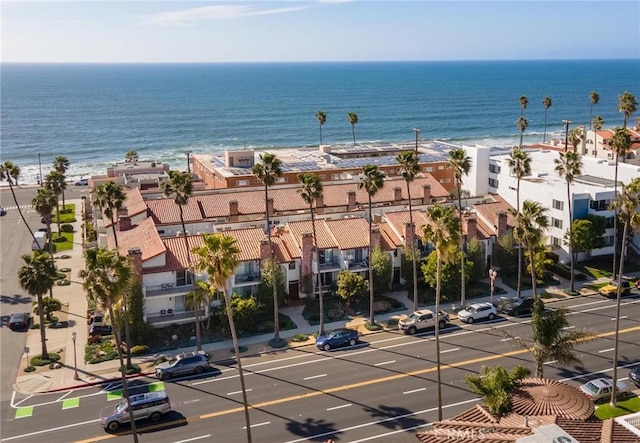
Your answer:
1,204 -> 33,211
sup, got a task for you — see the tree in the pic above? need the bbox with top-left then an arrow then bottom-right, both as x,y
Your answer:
507,148 -> 531,297
192,233 -> 252,442
396,151 -> 420,310
18,250 -> 57,360
93,180 -> 126,250
519,95 -> 528,116
421,204 -> 459,421
509,200 -> 549,300
448,147 -> 472,307
464,365 -> 531,415
542,96 -> 552,143
252,152 -> 283,344
125,150 -> 139,163
358,164 -> 385,325
608,127 -> 632,278
554,150 -> 583,293
297,172 -> 325,333
79,247 -> 139,443
500,297 -> 596,378
589,92 -> 599,129
609,177 -> 640,406
1,161 -> 38,247
466,237 -> 486,283
316,111 -> 327,146
161,170 -> 201,349
569,216 -> 606,260
53,156 -> 70,208
493,231 -> 518,275
44,170 -> 66,237
347,112 -> 358,145
371,246 -> 392,295
421,250 -> 471,302
516,116 -> 528,151
592,115 -> 604,153
32,188 -> 57,253
336,270 -> 367,311
256,258 -> 286,311
618,91 -> 637,130
33,297 -> 62,322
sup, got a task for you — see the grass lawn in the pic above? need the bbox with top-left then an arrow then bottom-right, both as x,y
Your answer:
51,232 -> 74,252
594,395 -> 640,419
55,204 -> 76,224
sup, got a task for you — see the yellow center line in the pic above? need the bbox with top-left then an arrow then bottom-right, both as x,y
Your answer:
74,325 -> 640,443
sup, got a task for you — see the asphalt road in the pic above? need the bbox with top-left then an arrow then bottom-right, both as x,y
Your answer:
1,293 -> 638,443
0,185 -> 89,402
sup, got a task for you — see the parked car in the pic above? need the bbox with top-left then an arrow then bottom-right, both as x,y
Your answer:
315,328 -> 359,351
501,297 -> 535,316
398,309 -> 450,335
579,377 -> 630,403
75,178 -> 89,186
155,351 -> 210,380
629,366 -> 640,388
8,312 -> 31,331
457,302 -> 497,324
599,280 -> 631,298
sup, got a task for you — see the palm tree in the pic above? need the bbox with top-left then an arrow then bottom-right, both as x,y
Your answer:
316,111 -> 327,146
618,91 -> 637,130
464,365 -> 531,415
509,200 -> 549,300
592,115 -> 604,153
516,116 -> 528,150
53,156 -> 70,208
0,161 -> 38,245
93,181 -> 126,250
396,151 -> 420,311
192,233 -> 252,443
609,127 -> 632,279
358,164 -> 386,325
79,247 -> 139,443
609,177 -> 640,406
18,250 -> 57,360
33,297 -> 62,322
44,170 -> 66,237
542,96 -> 552,143
297,172 -> 325,334
589,92 -> 599,129
161,170 -> 202,349
554,151 -> 583,293
519,95 -> 528,116
507,148 -> 531,298
569,127 -> 583,153
32,188 -> 57,254
125,150 -> 139,163
252,153 -> 284,344
347,112 -> 358,145
421,204 -> 460,421
448,148 -> 472,308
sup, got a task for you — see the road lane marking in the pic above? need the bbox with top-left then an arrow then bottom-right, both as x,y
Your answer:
599,348 -> 614,353
245,421 -> 270,429
62,398 -> 80,409
544,360 -> 557,365
611,316 -> 628,320
403,388 -> 427,395
374,360 -> 396,366
4,418 -> 101,441
12,394 -> 33,408
14,407 -> 33,419
56,391 -> 73,402
174,435 -> 211,443
304,374 -> 327,380
327,403 -> 352,411
227,388 -> 252,396
440,348 -> 460,354
562,326 -> 575,330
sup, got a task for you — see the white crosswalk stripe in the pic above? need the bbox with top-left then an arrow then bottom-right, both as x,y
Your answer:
1,205 -> 33,210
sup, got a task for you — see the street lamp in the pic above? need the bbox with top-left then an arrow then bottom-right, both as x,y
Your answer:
412,128 -> 421,155
71,331 -> 80,380
489,269 -> 498,303
562,120 -> 572,152
185,151 -> 193,174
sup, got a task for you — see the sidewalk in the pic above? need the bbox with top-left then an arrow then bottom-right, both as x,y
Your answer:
13,205 -> 639,395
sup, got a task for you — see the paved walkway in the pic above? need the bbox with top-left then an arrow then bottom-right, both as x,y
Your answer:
12,199 -> 640,395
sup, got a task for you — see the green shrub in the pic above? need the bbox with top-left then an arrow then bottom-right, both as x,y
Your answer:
130,345 -> 150,355
24,366 -> 36,373
292,333 -> 309,342
56,279 -> 71,286
268,338 -> 287,349
60,224 -> 74,233
30,353 -> 61,366
364,322 -> 382,331
120,364 -> 141,375
230,345 -> 248,353
53,236 -> 66,243
59,267 -> 71,273
56,271 -> 66,280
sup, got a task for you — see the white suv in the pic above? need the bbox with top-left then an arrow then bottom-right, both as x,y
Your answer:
155,351 -> 210,380
399,309 -> 450,334
457,302 -> 497,324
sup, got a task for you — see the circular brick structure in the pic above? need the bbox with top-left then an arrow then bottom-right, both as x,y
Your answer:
511,377 -> 594,420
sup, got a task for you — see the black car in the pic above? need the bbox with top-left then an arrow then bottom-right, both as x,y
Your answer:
9,312 -> 32,331
630,366 -> 640,388
501,297 -> 535,316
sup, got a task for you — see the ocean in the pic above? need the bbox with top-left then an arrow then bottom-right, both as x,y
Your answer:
1,60 -> 638,184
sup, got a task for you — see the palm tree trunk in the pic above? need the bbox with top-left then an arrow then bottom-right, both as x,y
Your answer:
225,290 -> 252,443
543,112 -> 548,143
46,219 -> 53,254
264,185 -> 280,342
612,155 -> 619,278
36,293 -> 49,360
458,185 -> 466,308
435,254 -> 443,421
609,221 -> 628,407
407,185 -> 418,312
8,181 -> 38,245
516,182 -> 522,298
123,301 -> 133,370
529,245 -> 538,300
311,206 -> 323,335
110,215 -> 119,250
567,182 -> 575,293
179,207 -> 201,350
536,360 -> 544,378
108,306 -> 139,443
55,200 -> 61,238
319,125 -> 323,146
367,194 -> 375,325
352,125 -> 356,145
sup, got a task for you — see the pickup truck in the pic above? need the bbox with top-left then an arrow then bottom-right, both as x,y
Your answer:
88,312 -> 113,336
398,309 -> 450,334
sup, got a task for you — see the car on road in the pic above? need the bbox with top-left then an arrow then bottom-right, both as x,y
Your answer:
75,178 -> 89,186
579,377 -> 630,403
398,309 -> 450,334
599,280 -> 631,298
315,328 -> 359,351
155,350 -> 210,380
8,312 -> 31,331
629,366 -> 640,388
501,297 -> 535,316
0,205 -> 5,216
457,302 -> 497,324
101,390 -> 171,432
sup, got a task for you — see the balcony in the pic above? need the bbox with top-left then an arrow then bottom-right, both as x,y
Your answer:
146,309 -> 206,326
145,283 -> 191,298
319,259 -> 342,272
346,259 -> 369,271
234,273 -> 261,286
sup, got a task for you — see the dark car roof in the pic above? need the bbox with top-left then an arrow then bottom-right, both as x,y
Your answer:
10,312 -> 28,320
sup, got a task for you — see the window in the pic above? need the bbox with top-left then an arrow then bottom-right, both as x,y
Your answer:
331,174 -> 340,181
489,164 -> 501,173
176,270 -> 193,287
237,179 -> 249,186
424,166 -> 434,172
552,199 -> 564,210
488,178 -> 499,188
387,169 -> 395,174
288,262 -> 295,270
320,174 -> 326,179
552,218 -> 563,229
551,237 -> 562,247
437,165 -> 445,170
275,177 -> 288,183
590,199 -> 611,211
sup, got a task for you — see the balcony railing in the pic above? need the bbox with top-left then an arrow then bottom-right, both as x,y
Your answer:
145,283 -> 190,297
234,273 -> 261,285
146,309 -> 206,325
319,259 -> 342,271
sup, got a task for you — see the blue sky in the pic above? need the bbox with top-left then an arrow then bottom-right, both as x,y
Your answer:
2,1 -> 639,63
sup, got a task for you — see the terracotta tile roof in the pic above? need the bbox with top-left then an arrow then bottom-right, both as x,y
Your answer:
601,128 -> 640,152
384,209 -> 441,243
378,221 -> 400,250
271,233 -> 294,263
472,195 -> 516,231
287,220 -> 337,250
124,187 -> 149,218
325,218 -> 370,250
110,217 -> 166,261
556,417 -> 640,443
509,378 -> 594,420
146,198 -> 204,225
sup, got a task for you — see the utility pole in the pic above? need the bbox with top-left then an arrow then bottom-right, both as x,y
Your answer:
563,120 -> 572,152
412,128 -> 420,155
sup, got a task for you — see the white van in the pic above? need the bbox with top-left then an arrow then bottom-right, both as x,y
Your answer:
101,391 -> 171,431
31,231 -> 47,250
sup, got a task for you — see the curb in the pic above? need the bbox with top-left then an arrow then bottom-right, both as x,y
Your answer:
43,370 -> 155,393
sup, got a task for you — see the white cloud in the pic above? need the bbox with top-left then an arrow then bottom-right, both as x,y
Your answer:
141,4 -> 308,26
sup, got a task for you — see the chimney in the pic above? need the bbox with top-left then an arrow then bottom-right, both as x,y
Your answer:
118,216 -> 132,231
394,187 -> 402,202
497,211 -> 508,237
259,238 -> 271,261
404,222 -> 415,247
347,191 -> 356,211
315,195 -> 324,213
267,197 -> 275,217
229,200 -> 239,216
422,184 -> 431,205
465,214 -> 478,240
301,232 -> 314,292
370,225 -> 381,249
127,247 -> 143,285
